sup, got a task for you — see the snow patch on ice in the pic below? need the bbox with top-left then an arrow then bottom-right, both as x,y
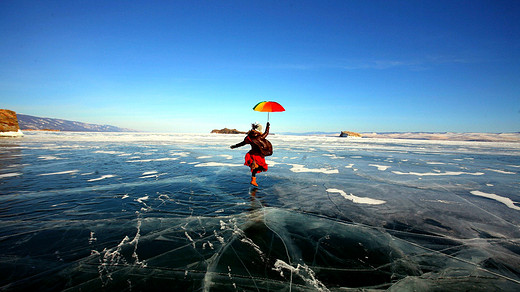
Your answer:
170,152 -> 190,157
327,188 -> 386,205
369,164 -> 391,171
288,164 -> 338,174
51,203 -> 68,207
185,231 -> 195,248
94,150 -> 124,155
127,157 -> 178,162
38,155 -> 62,160
140,172 -> 167,179
88,175 -> 116,182
392,171 -> 484,176
0,172 -> 22,178
470,191 -> 520,210
194,162 -> 242,167
7,163 -> 30,168
323,154 -> 343,159
197,156 -> 212,159
142,171 -> 158,176
485,168 -> 516,175
273,259 -> 329,292
136,196 -> 149,204
89,231 -> 97,244
265,160 -> 280,166
39,170 -> 79,176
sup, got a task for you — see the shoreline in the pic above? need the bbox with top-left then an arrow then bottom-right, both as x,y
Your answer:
12,131 -> 520,143
21,129 -> 60,132
359,132 -> 520,143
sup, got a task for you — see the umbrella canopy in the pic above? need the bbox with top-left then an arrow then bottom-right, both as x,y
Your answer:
253,101 -> 285,122
253,101 -> 285,112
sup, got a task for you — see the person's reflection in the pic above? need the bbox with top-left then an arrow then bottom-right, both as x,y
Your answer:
247,187 -> 265,222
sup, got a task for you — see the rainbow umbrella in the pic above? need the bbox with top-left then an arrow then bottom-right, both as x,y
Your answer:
253,101 -> 285,122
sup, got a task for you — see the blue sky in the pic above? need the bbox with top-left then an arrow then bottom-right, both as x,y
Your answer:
1,0 -> 519,133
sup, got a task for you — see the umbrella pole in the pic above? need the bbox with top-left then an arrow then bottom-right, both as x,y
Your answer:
268,112 -> 270,123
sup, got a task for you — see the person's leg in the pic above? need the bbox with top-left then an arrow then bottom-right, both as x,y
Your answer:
250,169 -> 259,186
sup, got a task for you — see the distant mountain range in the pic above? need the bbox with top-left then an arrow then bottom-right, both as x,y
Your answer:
18,114 -> 137,132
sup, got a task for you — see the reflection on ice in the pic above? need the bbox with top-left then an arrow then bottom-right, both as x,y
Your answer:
0,132 -> 519,290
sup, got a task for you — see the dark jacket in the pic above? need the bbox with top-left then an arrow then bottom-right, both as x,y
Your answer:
231,123 -> 272,156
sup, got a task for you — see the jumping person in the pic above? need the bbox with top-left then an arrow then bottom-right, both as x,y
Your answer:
230,122 -> 272,186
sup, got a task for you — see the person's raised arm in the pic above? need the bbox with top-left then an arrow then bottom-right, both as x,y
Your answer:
261,122 -> 270,138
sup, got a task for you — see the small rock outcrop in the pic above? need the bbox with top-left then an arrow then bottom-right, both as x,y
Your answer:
211,128 -> 246,134
339,131 -> 362,138
0,109 -> 23,137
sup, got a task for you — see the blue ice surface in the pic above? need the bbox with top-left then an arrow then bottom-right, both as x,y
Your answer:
0,132 -> 519,291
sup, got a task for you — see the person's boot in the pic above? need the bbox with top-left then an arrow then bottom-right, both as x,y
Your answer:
250,176 -> 258,187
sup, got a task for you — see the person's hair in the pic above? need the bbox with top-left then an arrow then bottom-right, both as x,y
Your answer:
252,123 -> 262,132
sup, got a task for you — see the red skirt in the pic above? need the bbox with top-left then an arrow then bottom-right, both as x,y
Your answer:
244,152 -> 268,173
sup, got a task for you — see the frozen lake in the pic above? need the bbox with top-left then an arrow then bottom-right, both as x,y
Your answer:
1,132 -> 519,291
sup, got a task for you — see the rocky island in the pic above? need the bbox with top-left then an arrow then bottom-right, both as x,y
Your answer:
339,131 -> 362,137
0,109 -> 24,137
211,128 -> 246,134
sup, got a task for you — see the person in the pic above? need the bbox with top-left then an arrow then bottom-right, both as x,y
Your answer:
230,122 -> 272,186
